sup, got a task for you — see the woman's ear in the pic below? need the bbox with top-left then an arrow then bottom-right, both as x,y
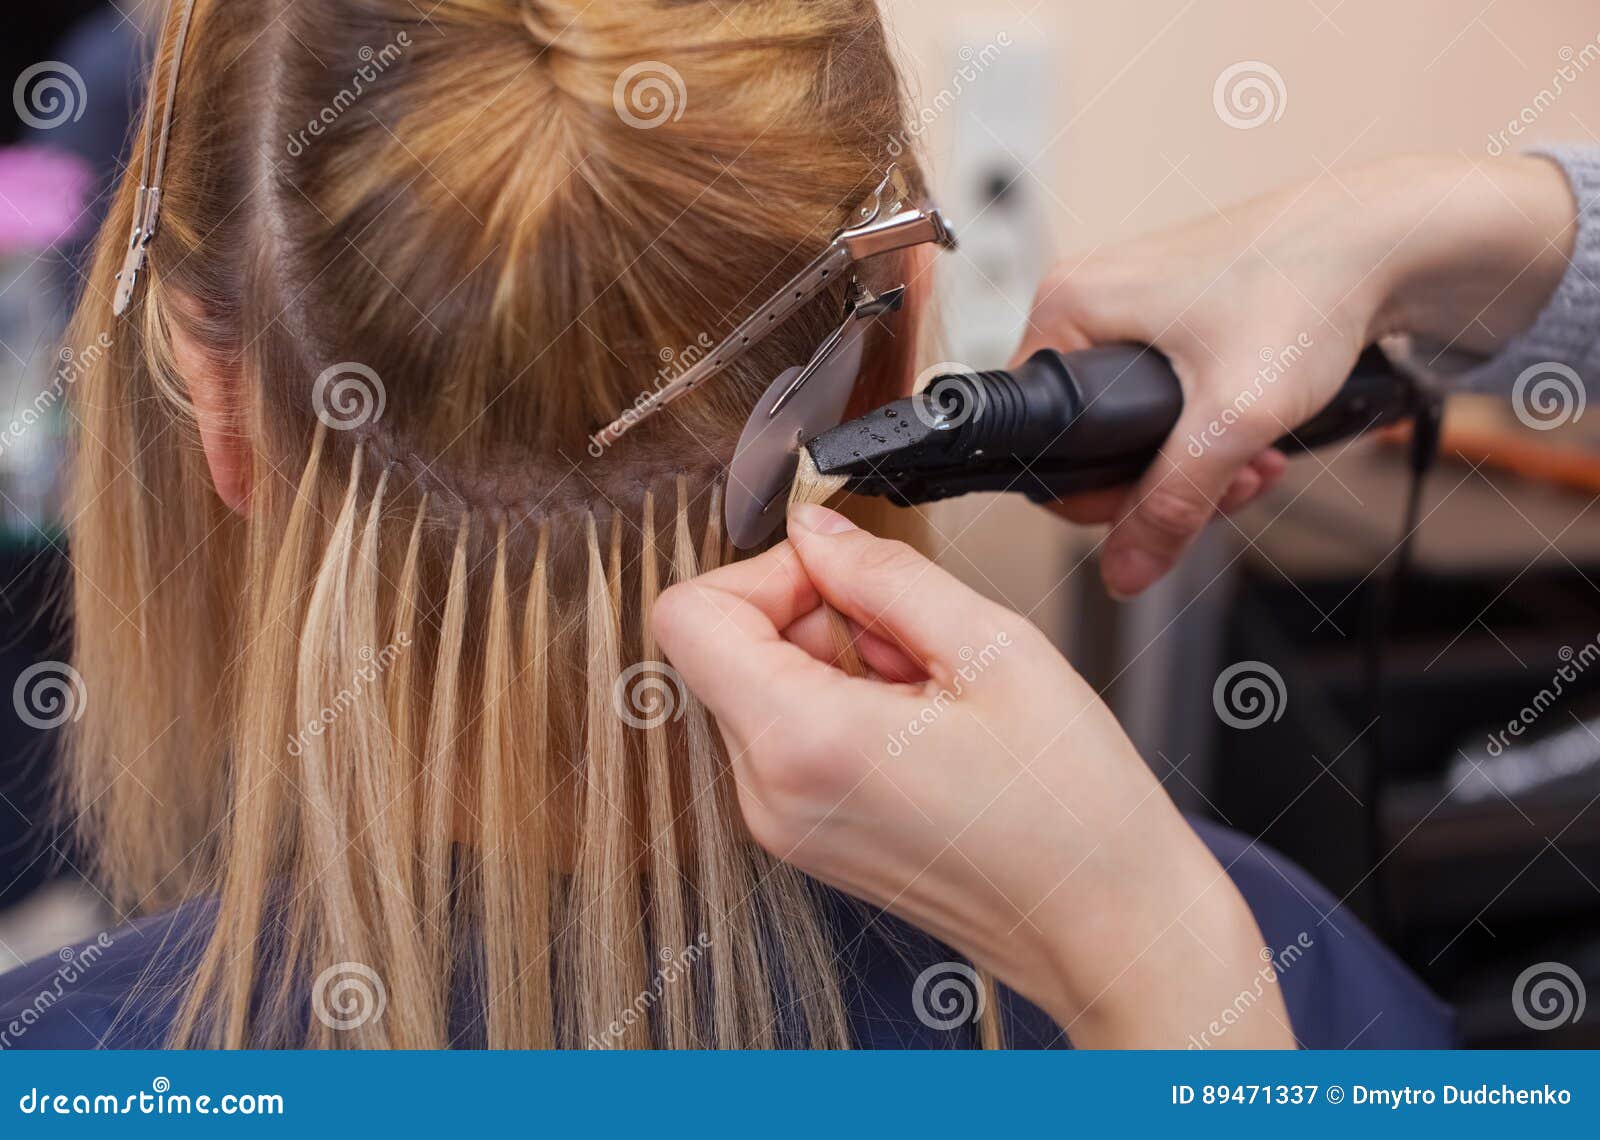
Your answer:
169,314 -> 250,514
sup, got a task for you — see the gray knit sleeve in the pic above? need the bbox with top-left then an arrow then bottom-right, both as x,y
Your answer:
1452,146 -> 1600,394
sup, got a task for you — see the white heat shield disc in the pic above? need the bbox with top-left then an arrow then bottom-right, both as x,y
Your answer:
725,325 -> 868,550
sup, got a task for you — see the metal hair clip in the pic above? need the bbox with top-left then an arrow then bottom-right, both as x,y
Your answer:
589,164 -> 957,450
113,0 -> 198,318
767,279 -> 906,418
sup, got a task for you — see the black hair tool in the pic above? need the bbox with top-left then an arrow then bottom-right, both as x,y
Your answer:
803,344 -> 1419,507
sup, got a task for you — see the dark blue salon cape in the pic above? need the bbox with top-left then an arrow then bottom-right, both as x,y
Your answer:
0,819 -> 1455,1048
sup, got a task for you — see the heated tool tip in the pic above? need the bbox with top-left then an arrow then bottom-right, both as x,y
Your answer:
804,394 -> 947,481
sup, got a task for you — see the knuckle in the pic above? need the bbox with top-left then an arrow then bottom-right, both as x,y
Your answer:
854,537 -> 925,582
1137,484 -> 1214,545
1036,256 -> 1134,314
754,718 -> 861,801
1033,270 -> 1094,323
980,613 -> 1053,676
1032,268 -> 1073,309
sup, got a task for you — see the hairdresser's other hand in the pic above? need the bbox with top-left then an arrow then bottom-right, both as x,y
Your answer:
654,505 -> 1290,1048
1018,155 -> 1577,599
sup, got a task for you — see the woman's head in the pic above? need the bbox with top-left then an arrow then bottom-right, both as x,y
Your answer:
66,0 -> 930,1047
153,0 -> 923,505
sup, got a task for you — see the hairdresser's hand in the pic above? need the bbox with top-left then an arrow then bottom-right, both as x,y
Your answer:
654,504 -> 1290,1048
1019,154 -> 1577,598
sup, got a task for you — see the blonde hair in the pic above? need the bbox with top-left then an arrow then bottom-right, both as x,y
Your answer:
63,0 -> 995,1048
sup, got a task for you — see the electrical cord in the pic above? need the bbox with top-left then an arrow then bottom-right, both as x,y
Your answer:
1362,382 -> 1446,940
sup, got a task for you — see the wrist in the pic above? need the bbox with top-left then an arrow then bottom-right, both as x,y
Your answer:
1228,158 -> 1453,352
1348,155 -> 1476,337
1367,154 -> 1577,347
1025,823 -> 1292,1048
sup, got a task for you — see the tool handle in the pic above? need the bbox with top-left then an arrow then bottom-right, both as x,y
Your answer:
1003,342 -> 1417,501
809,342 -> 1421,507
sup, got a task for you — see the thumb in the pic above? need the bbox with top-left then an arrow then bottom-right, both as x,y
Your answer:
787,503 -> 1017,674
1101,410 -> 1272,599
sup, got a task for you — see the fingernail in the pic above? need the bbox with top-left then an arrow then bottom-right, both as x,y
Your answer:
790,503 -> 857,536
1103,549 -> 1163,600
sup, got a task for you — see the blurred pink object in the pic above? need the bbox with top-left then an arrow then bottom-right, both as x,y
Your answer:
0,145 -> 94,254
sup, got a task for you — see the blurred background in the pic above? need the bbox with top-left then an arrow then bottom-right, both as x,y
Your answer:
0,1 -> 142,975
1,0 -> 1597,1047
